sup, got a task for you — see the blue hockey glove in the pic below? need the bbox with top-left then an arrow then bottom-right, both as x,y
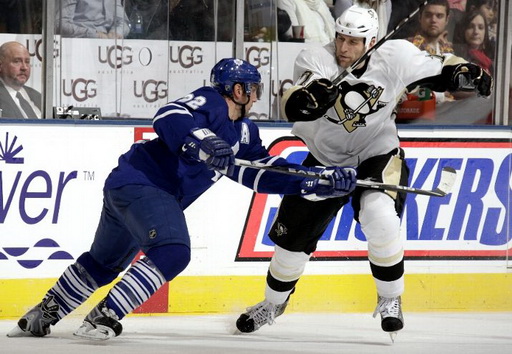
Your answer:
182,128 -> 235,174
301,166 -> 357,201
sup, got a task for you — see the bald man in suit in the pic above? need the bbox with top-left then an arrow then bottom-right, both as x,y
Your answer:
0,41 -> 42,119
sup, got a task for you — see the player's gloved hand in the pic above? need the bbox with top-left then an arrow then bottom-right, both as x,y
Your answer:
182,128 -> 235,174
282,78 -> 339,122
300,166 -> 357,201
448,63 -> 493,97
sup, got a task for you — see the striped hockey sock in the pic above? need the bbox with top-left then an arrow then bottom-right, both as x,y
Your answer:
47,262 -> 98,320
104,257 -> 166,320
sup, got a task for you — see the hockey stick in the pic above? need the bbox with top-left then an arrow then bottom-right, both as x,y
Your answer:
332,0 -> 432,86
235,159 -> 456,197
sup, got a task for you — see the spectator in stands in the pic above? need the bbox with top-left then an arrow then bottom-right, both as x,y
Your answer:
0,41 -> 41,119
453,10 -> 494,73
466,0 -> 497,42
56,0 -> 130,39
333,0 -> 391,40
408,0 -> 453,55
409,3 -> 495,125
408,0 -> 454,104
278,0 -> 335,45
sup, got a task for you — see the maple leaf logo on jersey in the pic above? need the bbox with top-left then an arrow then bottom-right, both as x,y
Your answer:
326,82 -> 386,133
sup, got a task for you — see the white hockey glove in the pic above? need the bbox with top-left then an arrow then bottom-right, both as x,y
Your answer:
182,128 -> 235,175
300,166 -> 357,201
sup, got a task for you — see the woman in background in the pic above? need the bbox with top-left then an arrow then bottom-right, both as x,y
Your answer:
453,10 -> 494,73
466,0 -> 497,42
452,9 -> 494,124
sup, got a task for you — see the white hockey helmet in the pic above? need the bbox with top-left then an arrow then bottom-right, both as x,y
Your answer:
335,5 -> 379,50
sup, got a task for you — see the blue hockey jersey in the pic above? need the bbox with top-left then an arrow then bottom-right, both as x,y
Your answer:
104,87 -> 313,208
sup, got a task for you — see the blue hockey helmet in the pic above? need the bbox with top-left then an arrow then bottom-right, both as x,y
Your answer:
210,58 -> 262,99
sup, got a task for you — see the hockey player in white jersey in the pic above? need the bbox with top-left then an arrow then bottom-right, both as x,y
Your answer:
236,4 -> 492,340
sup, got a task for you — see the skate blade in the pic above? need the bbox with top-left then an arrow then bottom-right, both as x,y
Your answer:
6,325 -> 28,338
389,331 -> 397,343
73,323 -> 115,341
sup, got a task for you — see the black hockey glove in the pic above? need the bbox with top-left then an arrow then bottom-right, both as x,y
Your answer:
182,128 -> 235,175
300,166 -> 357,201
445,63 -> 493,97
283,79 -> 339,122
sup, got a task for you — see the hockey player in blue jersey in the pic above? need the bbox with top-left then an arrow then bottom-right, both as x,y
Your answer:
7,58 -> 357,340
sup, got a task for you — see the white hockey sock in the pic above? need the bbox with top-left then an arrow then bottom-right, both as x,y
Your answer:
105,257 -> 166,320
374,276 -> 404,298
265,285 -> 293,304
265,246 -> 310,304
47,262 -> 98,320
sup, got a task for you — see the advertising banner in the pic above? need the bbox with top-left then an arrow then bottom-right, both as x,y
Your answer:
0,125 -> 134,278
237,136 -> 512,262
0,34 -> 309,120
1,124 -> 510,281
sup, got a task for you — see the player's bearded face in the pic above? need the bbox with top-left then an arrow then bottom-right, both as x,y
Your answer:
335,34 -> 366,69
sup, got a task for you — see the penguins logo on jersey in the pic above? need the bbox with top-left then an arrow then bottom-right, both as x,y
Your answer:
326,81 -> 386,133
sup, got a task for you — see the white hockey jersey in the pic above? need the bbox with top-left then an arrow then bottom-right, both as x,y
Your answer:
291,39 -> 446,167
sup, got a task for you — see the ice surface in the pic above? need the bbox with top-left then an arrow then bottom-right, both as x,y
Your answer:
1,312 -> 511,354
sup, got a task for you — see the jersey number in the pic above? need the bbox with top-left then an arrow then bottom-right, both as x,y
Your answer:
177,94 -> 207,110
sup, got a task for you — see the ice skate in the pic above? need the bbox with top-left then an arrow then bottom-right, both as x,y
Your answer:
373,295 -> 404,342
236,299 -> 289,333
6,296 -> 60,338
73,298 -> 122,340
